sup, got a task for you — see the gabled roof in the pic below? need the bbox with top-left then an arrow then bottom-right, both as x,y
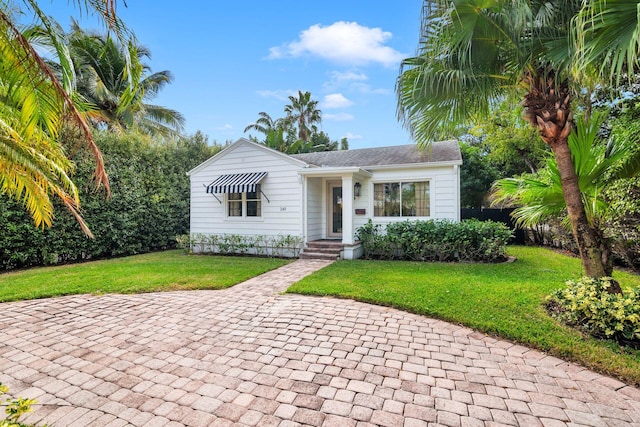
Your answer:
187,138 -> 308,176
188,138 -> 462,177
291,140 -> 461,168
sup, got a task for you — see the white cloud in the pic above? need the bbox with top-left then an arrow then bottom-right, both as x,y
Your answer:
256,89 -> 295,101
322,93 -> 354,109
323,70 -> 368,91
216,124 -> 233,131
268,21 -> 405,67
344,132 -> 362,140
322,70 -> 390,94
331,70 -> 368,83
350,83 -> 392,95
324,112 -> 354,121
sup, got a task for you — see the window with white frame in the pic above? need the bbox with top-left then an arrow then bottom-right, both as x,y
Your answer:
373,181 -> 430,217
227,186 -> 262,217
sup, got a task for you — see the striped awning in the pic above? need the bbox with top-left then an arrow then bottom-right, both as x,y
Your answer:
206,172 -> 267,194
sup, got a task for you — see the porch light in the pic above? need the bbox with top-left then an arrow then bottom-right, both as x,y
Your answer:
354,182 -> 361,199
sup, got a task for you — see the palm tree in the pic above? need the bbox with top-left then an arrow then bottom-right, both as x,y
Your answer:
243,111 -> 281,137
0,1 -> 131,236
396,0 -> 640,279
284,90 -> 321,142
492,112 -> 640,277
68,23 -> 184,137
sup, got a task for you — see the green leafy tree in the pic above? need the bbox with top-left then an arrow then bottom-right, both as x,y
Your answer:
459,144 -> 499,208
396,0 -> 640,280
492,112 -> 640,276
68,23 -> 184,137
469,104 -> 548,176
0,1 -> 131,235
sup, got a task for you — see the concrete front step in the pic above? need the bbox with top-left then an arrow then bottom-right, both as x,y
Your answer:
306,241 -> 343,248
299,252 -> 339,260
303,247 -> 342,254
301,240 -> 344,260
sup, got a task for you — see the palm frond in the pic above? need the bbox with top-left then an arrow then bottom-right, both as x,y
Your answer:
397,0 -> 530,147
0,8 -> 109,195
574,0 -> 640,84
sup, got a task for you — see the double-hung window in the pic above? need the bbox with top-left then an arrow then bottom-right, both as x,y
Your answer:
227,186 -> 262,218
373,181 -> 430,217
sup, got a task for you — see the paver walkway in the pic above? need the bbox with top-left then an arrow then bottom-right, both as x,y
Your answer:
1,259 -> 639,427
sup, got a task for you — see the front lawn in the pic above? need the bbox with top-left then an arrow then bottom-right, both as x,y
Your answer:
287,246 -> 640,386
0,250 -> 290,302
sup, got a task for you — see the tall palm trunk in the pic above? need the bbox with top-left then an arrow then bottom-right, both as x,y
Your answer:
523,69 -> 621,292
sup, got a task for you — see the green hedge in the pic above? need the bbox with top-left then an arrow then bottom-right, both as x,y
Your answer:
0,131 -> 218,271
356,219 -> 513,262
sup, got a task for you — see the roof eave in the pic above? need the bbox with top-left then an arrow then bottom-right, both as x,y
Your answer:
298,166 -> 373,178
363,160 -> 462,170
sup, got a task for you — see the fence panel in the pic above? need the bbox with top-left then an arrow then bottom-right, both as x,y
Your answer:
461,208 -> 526,244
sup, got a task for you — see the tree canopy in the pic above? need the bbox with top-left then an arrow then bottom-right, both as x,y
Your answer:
0,1 -> 185,235
68,22 -> 185,137
0,1 -> 129,235
244,91 -> 347,154
397,0 -> 640,280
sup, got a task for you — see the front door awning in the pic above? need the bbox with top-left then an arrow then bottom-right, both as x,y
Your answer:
206,171 -> 267,194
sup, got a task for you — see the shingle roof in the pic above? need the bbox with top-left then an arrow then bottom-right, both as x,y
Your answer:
290,140 -> 461,168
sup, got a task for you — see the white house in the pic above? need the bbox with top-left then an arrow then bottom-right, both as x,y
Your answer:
187,138 -> 462,259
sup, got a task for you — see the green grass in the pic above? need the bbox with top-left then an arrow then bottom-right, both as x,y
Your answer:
287,246 -> 640,386
0,250 -> 290,302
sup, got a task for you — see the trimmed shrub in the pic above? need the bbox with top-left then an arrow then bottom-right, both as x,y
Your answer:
177,233 -> 304,258
547,277 -> 640,346
356,219 -> 512,262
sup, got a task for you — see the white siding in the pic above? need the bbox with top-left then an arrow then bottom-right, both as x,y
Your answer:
359,165 -> 459,229
306,177 -> 323,241
353,177 -> 372,233
190,142 -> 304,237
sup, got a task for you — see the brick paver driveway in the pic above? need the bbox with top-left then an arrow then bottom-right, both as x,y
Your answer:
1,259 -> 640,427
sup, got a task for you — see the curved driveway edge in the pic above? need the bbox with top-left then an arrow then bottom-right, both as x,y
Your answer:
0,259 -> 639,427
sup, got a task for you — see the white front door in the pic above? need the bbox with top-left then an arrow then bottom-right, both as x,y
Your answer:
327,181 -> 343,238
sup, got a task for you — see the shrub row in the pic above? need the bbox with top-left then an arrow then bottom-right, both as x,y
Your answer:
177,233 -> 304,258
355,219 -> 512,262
547,277 -> 640,346
0,131 -> 218,271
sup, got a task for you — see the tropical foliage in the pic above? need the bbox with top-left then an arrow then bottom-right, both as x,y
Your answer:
396,0 -> 640,279
244,91 -> 346,154
492,113 -> 640,275
67,23 -> 185,137
0,0 -> 132,235
284,90 -> 321,142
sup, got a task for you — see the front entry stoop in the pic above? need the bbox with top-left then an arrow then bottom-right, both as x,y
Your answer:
299,240 -> 344,260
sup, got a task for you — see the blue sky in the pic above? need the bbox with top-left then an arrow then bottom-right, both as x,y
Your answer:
47,1 -> 424,149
